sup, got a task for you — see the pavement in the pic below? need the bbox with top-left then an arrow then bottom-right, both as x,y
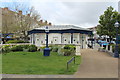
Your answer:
117,46 -> 120,80
2,49 -> 118,78
74,49 -> 118,78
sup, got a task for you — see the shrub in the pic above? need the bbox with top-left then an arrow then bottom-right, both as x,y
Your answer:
64,44 -> 76,50
2,45 -> 11,53
52,47 -> 58,52
63,48 -> 75,56
6,40 -> 28,44
2,44 -> 38,52
62,45 -> 76,56
11,45 -> 23,51
49,45 -> 60,52
39,46 -> 46,52
48,45 -> 53,51
28,45 -> 37,52
22,45 -> 30,49
22,45 -> 30,52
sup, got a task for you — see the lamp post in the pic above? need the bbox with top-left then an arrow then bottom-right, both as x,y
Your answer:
114,21 -> 119,58
43,26 -> 50,56
91,38 -> 93,49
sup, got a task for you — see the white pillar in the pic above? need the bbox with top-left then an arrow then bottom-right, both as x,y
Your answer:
30,34 -> 32,44
75,44 -> 81,55
83,34 -> 87,49
61,33 -> 63,44
85,35 -> 88,49
106,45 -> 108,51
80,34 -> 83,49
31,34 -> 34,44
110,45 -> 113,53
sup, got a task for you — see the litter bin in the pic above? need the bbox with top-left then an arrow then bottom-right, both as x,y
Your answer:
43,48 -> 50,56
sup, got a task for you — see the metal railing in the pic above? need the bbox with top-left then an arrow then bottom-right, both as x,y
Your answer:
67,57 -> 75,71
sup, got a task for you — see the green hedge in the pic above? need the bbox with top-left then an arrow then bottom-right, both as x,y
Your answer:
40,45 -> 59,52
39,45 -> 76,56
64,44 -> 76,50
28,45 -> 37,52
2,45 -> 37,53
6,40 -> 29,44
62,45 -> 76,56
11,45 -> 23,51
2,45 -> 11,53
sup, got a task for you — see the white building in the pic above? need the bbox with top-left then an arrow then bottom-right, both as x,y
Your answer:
28,25 -> 92,49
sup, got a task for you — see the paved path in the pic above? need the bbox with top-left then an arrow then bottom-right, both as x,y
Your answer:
2,49 -> 118,78
74,49 -> 118,78
118,58 -> 120,80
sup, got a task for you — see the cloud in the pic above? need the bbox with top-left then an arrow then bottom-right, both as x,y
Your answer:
30,1 -> 118,28
0,0 -> 118,28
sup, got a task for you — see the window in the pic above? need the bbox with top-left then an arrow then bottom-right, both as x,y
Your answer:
41,41 -> 43,43
65,39 -> 66,41
53,37 -> 58,43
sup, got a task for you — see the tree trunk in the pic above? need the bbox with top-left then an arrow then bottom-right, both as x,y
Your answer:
22,31 -> 29,42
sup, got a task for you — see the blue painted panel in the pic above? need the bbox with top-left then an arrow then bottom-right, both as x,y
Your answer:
118,35 -> 120,44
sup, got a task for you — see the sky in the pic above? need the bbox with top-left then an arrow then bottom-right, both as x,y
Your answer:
0,0 -> 119,28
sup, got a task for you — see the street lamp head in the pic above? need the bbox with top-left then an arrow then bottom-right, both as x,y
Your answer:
114,21 -> 119,28
45,26 -> 49,33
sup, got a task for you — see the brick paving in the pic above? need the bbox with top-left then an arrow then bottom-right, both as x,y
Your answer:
2,49 -> 118,78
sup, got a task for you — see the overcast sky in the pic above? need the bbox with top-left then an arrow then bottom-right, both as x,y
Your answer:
0,0 -> 119,28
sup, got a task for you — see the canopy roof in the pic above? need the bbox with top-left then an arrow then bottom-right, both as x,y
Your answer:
28,25 -> 93,35
34,25 -> 91,31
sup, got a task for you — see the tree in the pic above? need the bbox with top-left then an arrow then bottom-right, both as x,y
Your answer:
97,6 -> 120,42
2,3 -> 41,41
12,4 -> 41,41
2,2 -> 52,41
117,13 -> 120,34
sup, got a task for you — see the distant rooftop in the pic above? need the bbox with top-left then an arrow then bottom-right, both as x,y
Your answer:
34,25 -> 91,31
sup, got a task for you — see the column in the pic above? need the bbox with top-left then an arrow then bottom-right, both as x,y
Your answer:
61,33 -> 63,44
75,44 -> 81,55
82,34 -> 84,49
33,33 -> 35,44
71,33 -> 73,44
30,34 -> 32,43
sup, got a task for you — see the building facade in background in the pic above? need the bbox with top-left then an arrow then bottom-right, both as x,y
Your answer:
1,7 -> 52,42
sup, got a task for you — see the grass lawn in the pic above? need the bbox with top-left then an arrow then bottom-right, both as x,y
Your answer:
2,52 -> 81,75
